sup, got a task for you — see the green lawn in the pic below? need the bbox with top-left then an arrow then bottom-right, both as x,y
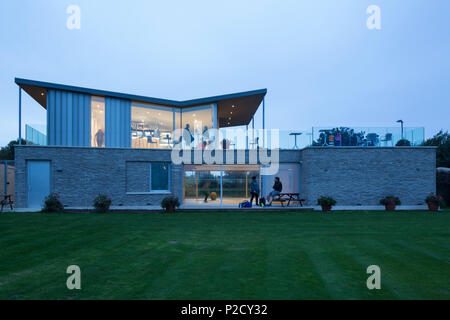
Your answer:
0,210 -> 449,300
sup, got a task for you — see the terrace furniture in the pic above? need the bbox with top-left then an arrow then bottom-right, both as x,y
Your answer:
1,195 -> 13,212
366,133 -> 379,147
319,130 -> 330,146
272,193 -> 305,207
381,133 -> 393,146
289,132 -> 302,149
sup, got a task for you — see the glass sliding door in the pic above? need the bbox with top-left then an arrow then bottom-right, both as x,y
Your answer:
183,164 -> 260,205
222,165 -> 260,204
184,165 -> 221,204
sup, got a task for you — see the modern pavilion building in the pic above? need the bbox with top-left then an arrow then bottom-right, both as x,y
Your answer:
13,78 -> 436,209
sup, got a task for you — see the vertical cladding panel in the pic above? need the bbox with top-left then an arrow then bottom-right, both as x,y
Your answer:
55,90 -> 61,145
84,94 -> 91,146
47,90 -> 55,145
72,94 -> 79,146
47,89 -> 91,147
105,97 -> 131,148
63,93 -> 67,145
67,92 -> 73,146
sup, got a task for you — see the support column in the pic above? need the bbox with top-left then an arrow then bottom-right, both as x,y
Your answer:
262,97 -> 265,148
220,164 -> 223,205
19,87 -> 22,144
246,125 -> 248,149
3,161 -> 7,197
252,117 -> 255,149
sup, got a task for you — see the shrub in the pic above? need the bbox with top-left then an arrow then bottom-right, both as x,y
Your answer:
317,196 -> 336,207
437,168 -> 450,207
425,193 -> 444,206
210,192 -> 217,201
93,194 -> 112,213
161,196 -> 180,212
380,196 -> 401,206
42,193 -> 64,213
396,139 -> 411,146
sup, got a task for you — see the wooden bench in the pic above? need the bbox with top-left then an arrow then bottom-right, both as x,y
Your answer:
272,193 -> 305,207
1,195 -> 14,212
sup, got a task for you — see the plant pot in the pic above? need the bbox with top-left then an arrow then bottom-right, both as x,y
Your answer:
427,202 -> 439,212
165,205 -> 175,213
321,205 -> 332,212
385,203 -> 396,211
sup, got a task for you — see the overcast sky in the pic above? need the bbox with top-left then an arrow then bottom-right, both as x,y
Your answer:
1,0 -> 449,146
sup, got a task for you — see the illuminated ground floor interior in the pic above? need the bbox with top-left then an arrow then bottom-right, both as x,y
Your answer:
183,164 -> 300,204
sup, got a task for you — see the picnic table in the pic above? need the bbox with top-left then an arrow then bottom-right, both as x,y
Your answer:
1,195 -> 14,212
273,193 -> 305,207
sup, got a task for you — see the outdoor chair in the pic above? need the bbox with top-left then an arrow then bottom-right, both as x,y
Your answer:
1,195 -> 14,212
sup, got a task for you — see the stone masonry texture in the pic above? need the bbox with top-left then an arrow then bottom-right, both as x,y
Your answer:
15,146 -> 435,208
15,146 -> 182,208
300,147 -> 436,206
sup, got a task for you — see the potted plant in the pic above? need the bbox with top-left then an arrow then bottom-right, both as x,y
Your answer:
93,194 -> 112,213
42,193 -> 64,213
425,193 -> 442,212
317,196 -> 336,212
161,196 -> 180,213
380,196 -> 401,211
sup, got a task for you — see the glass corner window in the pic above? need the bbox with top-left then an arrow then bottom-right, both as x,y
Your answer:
131,103 -> 174,149
150,163 -> 170,191
91,96 -> 105,147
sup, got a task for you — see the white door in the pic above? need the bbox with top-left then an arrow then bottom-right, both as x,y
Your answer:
27,161 -> 50,208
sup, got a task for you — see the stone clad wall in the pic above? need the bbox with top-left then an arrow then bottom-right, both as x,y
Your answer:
14,146 -> 182,208
300,147 -> 436,206
14,146 -> 436,208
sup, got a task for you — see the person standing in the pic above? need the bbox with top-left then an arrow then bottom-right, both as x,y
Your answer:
249,176 -> 259,206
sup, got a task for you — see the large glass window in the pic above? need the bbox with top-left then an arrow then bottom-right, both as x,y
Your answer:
150,163 -> 170,191
222,165 -> 260,204
184,165 -> 221,204
183,165 -> 259,204
181,105 -> 214,148
91,97 -> 105,147
131,103 -> 174,149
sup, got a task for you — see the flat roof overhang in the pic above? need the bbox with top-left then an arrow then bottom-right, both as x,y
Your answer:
15,78 -> 266,128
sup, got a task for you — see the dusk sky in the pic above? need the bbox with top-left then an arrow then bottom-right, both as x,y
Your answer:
1,0 -> 449,146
